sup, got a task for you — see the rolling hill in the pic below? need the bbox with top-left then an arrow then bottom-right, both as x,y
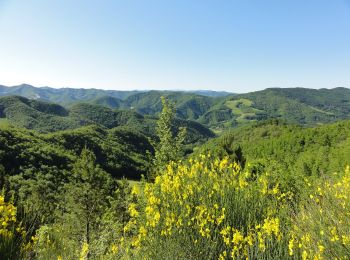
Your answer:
0,84 -> 143,104
0,96 -> 215,146
0,123 -> 153,179
0,96 -> 82,132
0,84 -> 231,104
88,87 -> 350,131
1,84 -> 350,131
197,87 -> 350,130
197,118 -> 350,178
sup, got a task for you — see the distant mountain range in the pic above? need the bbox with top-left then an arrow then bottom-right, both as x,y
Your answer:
0,84 -> 232,104
1,84 -> 350,132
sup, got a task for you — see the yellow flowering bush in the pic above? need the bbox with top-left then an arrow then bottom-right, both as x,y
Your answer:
125,155 -> 292,259
79,240 -> 89,260
289,166 -> 350,259
0,194 -> 28,258
0,195 -> 17,238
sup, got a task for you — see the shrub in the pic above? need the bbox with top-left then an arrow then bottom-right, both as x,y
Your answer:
289,166 -> 350,259
124,155 -> 292,259
0,194 -> 27,259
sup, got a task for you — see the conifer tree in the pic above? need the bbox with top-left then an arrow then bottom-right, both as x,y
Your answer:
62,148 -> 113,258
151,97 -> 186,176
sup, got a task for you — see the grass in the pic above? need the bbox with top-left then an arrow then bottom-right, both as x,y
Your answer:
224,99 -> 263,124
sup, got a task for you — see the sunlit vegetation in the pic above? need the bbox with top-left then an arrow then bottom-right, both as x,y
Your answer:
1,89 -> 350,258
289,166 -> 350,259
1,85 -> 350,132
0,194 -> 28,259
112,154 -> 350,259
124,156 -> 290,259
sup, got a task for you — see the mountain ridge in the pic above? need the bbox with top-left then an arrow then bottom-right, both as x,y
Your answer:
1,84 -> 350,131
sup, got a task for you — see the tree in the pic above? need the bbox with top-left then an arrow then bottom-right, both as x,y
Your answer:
32,149 -> 132,259
151,97 -> 186,176
60,148 -> 115,258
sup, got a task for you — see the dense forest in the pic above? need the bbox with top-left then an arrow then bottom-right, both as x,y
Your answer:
0,86 -> 350,259
1,84 -> 350,132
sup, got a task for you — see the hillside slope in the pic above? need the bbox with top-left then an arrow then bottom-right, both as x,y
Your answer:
1,84 -> 350,131
0,96 -> 82,131
198,119 -> 350,178
0,96 -> 215,146
89,87 -> 350,130
199,87 -> 350,130
0,124 -> 153,180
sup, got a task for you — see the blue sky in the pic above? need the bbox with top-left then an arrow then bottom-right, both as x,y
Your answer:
0,0 -> 349,92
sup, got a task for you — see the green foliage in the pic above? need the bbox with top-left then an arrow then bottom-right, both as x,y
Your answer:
125,156 -> 292,259
198,87 -> 350,130
2,85 -> 350,132
69,103 -> 145,129
152,97 -> 186,175
2,84 -> 350,259
0,96 -> 214,151
0,124 -> 152,182
198,119 -> 350,182
90,96 -> 123,109
0,96 -> 80,132
62,148 -> 113,242
32,149 -> 133,259
0,123 -> 152,236
122,91 -> 219,120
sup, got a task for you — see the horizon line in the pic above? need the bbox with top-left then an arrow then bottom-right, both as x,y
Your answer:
1,83 -> 349,94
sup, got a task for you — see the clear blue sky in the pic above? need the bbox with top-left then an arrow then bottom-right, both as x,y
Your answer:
0,0 -> 349,92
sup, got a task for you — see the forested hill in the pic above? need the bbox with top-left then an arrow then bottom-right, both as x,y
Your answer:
0,124 -> 153,179
198,87 -> 350,130
0,96 -> 214,145
197,119 -> 350,179
1,84 -> 350,130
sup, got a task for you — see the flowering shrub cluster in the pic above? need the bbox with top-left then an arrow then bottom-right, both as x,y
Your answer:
124,155 -> 292,259
3,153 -> 350,259
0,195 -> 17,238
289,166 -> 350,259
0,194 -> 28,258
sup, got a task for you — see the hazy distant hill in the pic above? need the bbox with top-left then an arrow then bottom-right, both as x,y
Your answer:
0,84 -> 143,104
0,84 -> 232,104
185,90 -> 233,97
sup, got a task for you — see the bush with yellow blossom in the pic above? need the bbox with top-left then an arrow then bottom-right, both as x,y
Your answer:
123,155 -> 293,259
289,166 -> 350,259
0,194 -> 27,259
